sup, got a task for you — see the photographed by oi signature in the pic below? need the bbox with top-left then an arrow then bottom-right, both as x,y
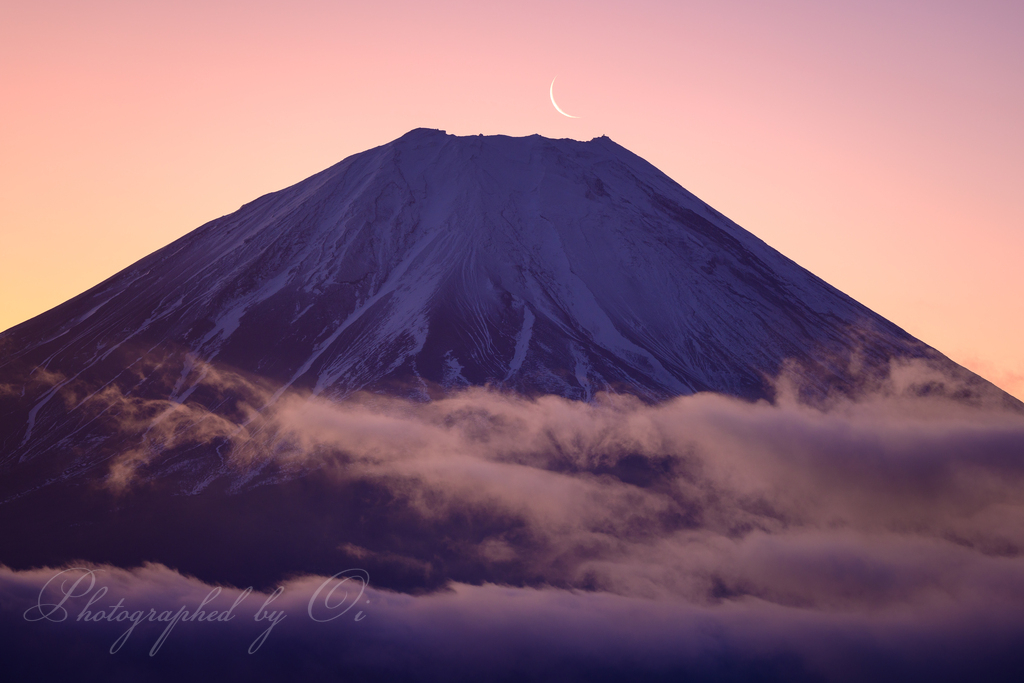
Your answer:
23,568 -> 370,655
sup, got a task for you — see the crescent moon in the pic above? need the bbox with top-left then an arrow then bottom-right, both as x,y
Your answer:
549,77 -> 581,119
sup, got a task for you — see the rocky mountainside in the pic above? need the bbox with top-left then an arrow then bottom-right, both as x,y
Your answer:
0,128 -> 994,495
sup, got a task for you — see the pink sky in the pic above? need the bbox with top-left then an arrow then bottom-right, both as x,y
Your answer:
2,0 -> 1021,398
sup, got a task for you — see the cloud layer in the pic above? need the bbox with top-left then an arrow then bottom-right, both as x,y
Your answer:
3,358 -> 1024,679
3,561 -> 1024,682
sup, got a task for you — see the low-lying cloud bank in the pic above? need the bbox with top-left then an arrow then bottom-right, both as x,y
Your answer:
3,562 -> 1023,682
4,358 -> 1024,679
97,358 -> 1024,600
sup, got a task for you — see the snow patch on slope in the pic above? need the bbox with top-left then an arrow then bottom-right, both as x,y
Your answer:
504,304 -> 535,381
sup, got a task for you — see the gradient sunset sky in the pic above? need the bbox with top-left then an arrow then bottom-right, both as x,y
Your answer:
2,0 -> 1021,398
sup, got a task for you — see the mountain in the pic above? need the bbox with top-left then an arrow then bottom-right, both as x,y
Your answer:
1,129 -> 1011,488
0,130 -> 996,461
1,127 -> 1015,585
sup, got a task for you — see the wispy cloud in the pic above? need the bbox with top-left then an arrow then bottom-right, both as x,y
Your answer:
4,357 -> 1024,677
55,356 -> 1023,606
